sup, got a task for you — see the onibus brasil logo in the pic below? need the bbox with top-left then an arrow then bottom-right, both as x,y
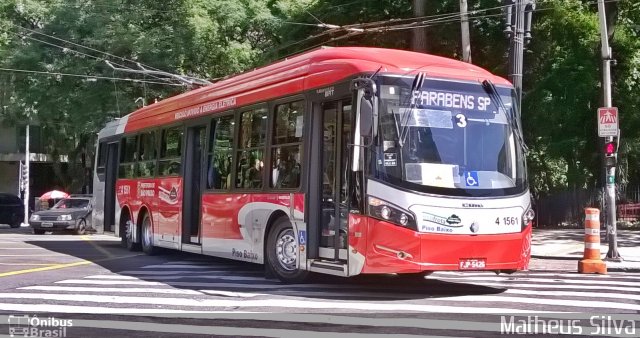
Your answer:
8,315 -> 72,337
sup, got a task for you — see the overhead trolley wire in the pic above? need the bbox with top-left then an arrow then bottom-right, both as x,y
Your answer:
0,67 -> 185,86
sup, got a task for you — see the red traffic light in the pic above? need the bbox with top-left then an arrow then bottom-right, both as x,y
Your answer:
605,142 -> 616,156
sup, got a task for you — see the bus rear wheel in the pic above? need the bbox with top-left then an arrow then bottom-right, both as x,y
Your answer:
121,211 -> 140,251
266,217 -> 309,283
141,213 -> 158,255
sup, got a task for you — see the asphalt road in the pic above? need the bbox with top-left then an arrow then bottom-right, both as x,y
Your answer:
0,225 -> 638,337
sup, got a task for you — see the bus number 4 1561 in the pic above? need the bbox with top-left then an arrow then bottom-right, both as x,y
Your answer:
496,217 -> 518,226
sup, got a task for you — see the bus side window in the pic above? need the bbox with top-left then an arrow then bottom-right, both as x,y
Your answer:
270,100 -> 304,189
236,107 -> 267,189
96,142 -> 107,179
118,136 -> 137,179
159,127 -> 183,176
207,115 -> 234,190
138,131 -> 157,178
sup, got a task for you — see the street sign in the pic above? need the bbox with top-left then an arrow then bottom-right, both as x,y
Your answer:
598,107 -> 619,137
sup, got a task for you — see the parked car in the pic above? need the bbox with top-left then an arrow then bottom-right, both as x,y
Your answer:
29,197 -> 92,235
0,193 -> 24,228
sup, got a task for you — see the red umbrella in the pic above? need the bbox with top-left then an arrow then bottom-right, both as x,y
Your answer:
40,190 -> 69,200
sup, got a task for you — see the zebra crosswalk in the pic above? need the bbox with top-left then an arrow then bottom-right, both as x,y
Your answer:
0,260 -> 639,337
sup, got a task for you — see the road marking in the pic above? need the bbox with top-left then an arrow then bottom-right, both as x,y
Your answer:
0,293 -> 554,313
0,261 -> 92,277
68,319 -> 438,338
0,315 -> 466,338
83,275 -> 140,280
0,253 -> 143,278
0,254 -> 66,257
142,264 -> 218,269
471,282 -> 640,293
118,269 -> 259,275
0,263 -> 56,266
56,279 -> 166,286
0,247 -> 45,250
19,286 -> 203,295
437,276 -> 640,287
81,235 -> 115,258
434,272 -> 640,280
505,288 -> 640,301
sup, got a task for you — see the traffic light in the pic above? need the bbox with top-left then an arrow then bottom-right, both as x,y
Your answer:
604,140 -> 617,166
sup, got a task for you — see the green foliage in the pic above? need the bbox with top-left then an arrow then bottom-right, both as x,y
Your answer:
0,0 -> 638,196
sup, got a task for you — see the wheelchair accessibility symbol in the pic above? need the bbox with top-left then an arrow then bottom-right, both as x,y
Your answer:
465,172 -> 479,187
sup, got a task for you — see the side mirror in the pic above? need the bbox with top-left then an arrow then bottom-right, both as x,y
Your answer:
359,94 -> 373,137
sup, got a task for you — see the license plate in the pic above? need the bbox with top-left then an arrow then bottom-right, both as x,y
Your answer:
459,258 -> 486,270
41,222 -> 53,228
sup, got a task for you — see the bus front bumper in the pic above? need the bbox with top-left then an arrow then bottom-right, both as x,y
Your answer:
354,218 -> 532,274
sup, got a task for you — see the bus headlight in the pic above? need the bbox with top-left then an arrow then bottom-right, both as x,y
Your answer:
368,197 -> 417,230
521,207 -> 535,230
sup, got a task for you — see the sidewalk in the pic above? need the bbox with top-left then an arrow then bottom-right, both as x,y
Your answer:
530,228 -> 640,272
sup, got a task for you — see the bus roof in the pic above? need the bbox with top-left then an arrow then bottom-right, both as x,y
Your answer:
122,47 -> 512,133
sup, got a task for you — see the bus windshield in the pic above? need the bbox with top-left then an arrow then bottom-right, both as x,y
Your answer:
374,75 -> 527,197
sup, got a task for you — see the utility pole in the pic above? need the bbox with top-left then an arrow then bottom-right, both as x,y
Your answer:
22,124 -> 30,227
411,0 -> 428,52
504,0 -> 535,109
597,0 -> 621,260
460,0 -> 472,63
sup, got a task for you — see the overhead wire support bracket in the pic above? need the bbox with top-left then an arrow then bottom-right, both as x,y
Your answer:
104,60 -> 212,87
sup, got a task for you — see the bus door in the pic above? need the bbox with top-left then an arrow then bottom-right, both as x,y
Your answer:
318,98 -> 352,261
182,124 -> 206,246
103,142 -> 119,233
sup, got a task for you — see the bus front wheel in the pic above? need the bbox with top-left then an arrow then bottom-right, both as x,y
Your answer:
266,217 -> 309,283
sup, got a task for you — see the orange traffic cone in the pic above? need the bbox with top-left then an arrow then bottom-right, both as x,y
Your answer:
578,208 -> 607,274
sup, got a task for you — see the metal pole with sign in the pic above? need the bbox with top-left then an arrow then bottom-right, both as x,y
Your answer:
597,0 -> 620,260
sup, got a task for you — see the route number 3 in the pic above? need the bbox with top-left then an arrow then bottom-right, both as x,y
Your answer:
456,114 -> 467,128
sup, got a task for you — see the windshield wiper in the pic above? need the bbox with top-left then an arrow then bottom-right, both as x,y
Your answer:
398,72 -> 426,146
390,108 -> 403,147
481,80 -> 528,153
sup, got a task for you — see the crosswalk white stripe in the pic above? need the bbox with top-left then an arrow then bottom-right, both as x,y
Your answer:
474,282 -> 640,293
505,288 -> 640,301
434,272 -> 640,280
0,312 -> 492,335
56,280 -> 166,286
197,290 -> 262,298
19,286 -> 203,295
84,274 -> 264,281
436,276 -> 640,287
421,294 -> 640,311
118,270 -> 260,275
66,277 -> 640,302
0,293 -> 558,313
92,275 -> 269,281
142,264 -> 223,269
83,275 -> 140,280
65,319 -> 437,338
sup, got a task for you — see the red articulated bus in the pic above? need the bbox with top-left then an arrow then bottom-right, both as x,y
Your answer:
93,47 -> 534,282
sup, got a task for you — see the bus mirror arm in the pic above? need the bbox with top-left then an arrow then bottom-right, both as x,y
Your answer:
352,78 -> 377,138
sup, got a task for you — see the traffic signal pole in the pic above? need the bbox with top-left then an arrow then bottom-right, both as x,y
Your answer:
504,0 -> 535,112
597,0 -> 620,260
